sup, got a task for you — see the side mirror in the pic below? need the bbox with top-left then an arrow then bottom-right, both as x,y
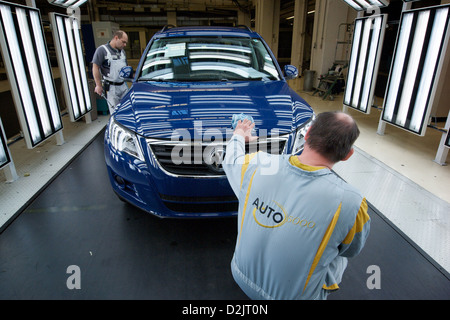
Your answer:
284,65 -> 298,80
119,66 -> 134,82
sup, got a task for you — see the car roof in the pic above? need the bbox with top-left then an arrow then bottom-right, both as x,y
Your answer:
154,25 -> 260,39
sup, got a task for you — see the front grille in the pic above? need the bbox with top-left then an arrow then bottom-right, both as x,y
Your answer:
160,194 -> 238,213
148,137 -> 287,177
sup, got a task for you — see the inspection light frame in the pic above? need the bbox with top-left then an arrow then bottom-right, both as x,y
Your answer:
344,14 -> 387,114
47,0 -> 88,8
445,130 -> 450,148
0,1 -> 63,149
341,0 -> 389,12
50,12 -> 92,122
381,4 -> 450,136
0,117 -> 11,170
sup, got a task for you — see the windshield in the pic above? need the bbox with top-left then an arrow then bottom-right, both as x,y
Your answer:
138,36 -> 281,82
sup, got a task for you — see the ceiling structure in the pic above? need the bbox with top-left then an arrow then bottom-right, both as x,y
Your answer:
87,0 -> 252,26
34,0 -> 313,28
28,0 -> 317,30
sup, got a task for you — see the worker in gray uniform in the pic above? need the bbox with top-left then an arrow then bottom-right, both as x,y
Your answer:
222,111 -> 371,300
92,30 -> 129,115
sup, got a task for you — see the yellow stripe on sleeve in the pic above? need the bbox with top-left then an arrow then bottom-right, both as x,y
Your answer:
238,167 -> 258,246
240,152 -> 258,189
342,198 -> 370,245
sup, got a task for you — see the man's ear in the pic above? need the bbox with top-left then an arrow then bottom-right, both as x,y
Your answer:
342,147 -> 354,161
304,127 -> 311,141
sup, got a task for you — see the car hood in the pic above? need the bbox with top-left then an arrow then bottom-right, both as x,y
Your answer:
114,80 -> 313,139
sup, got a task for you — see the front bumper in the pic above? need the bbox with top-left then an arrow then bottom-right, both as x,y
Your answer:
104,131 -> 239,218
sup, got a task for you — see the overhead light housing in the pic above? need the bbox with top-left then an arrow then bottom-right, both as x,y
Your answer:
47,0 -> 88,8
50,13 -> 92,122
381,4 -> 450,136
341,0 -> 389,11
0,1 -> 63,149
344,14 -> 387,113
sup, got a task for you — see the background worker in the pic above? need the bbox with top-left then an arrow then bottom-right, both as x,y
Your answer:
222,111 -> 371,300
92,30 -> 129,114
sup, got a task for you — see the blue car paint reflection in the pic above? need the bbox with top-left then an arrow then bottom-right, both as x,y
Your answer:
104,26 -> 314,218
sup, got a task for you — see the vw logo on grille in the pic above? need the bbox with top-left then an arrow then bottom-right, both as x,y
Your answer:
205,146 -> 225,173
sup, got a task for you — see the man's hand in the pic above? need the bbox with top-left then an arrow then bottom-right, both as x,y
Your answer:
92,63 -> 103,96
233,119 -> 258,142
94,84 -> 103,96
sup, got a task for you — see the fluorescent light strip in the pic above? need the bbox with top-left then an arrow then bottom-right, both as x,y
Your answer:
382,5 -> 450,135
446,130 -> 450,148
360,16 -> 382,112
64,16 -> 86,115
0,146 -> 8,168
48,0 -> 87,7
56,15 -> 79,118
356,0 -> 372,9
341,0 -> 389,11
383,12 -> 413,122
0,121 -> 10,169
342,0 -> 362,11
351,18 -> 371,109
410,7 -> 448,132
71,1 -> 88,8
344,19 -> 362,105
395,10 -> 429,127
344,15 -> 386,113
17,8 -> 53,137
52,13 -> 91,121
0,3 -> 62,148
30,10 -> 61,131
73,18 -> 91,113
0,4 -> 41,144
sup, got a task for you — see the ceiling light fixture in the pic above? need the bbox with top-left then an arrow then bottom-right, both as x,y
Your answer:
47,0 -> 88,8
340,0 -> 389,11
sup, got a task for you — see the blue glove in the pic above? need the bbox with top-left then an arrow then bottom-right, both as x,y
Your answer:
231,113 -> 254,129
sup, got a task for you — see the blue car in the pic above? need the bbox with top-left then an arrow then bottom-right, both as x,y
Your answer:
104,25 -> 315,218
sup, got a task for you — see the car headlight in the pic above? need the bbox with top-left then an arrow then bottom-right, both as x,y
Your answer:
108,118 -> 144,161
292,114 -> 315,155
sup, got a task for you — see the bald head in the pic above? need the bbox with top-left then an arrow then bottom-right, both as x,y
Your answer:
306,111 -> 360,163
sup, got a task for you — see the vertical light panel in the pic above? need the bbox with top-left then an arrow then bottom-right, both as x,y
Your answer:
0,1 -> 63,149
445,130 -> 450,148
50,13 -> 92,122
344,14 -> 387,113
0,117 -> 11,169
381,5 -> 450,136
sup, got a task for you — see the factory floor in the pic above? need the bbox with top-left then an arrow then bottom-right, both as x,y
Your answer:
0,88 -> 449,301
